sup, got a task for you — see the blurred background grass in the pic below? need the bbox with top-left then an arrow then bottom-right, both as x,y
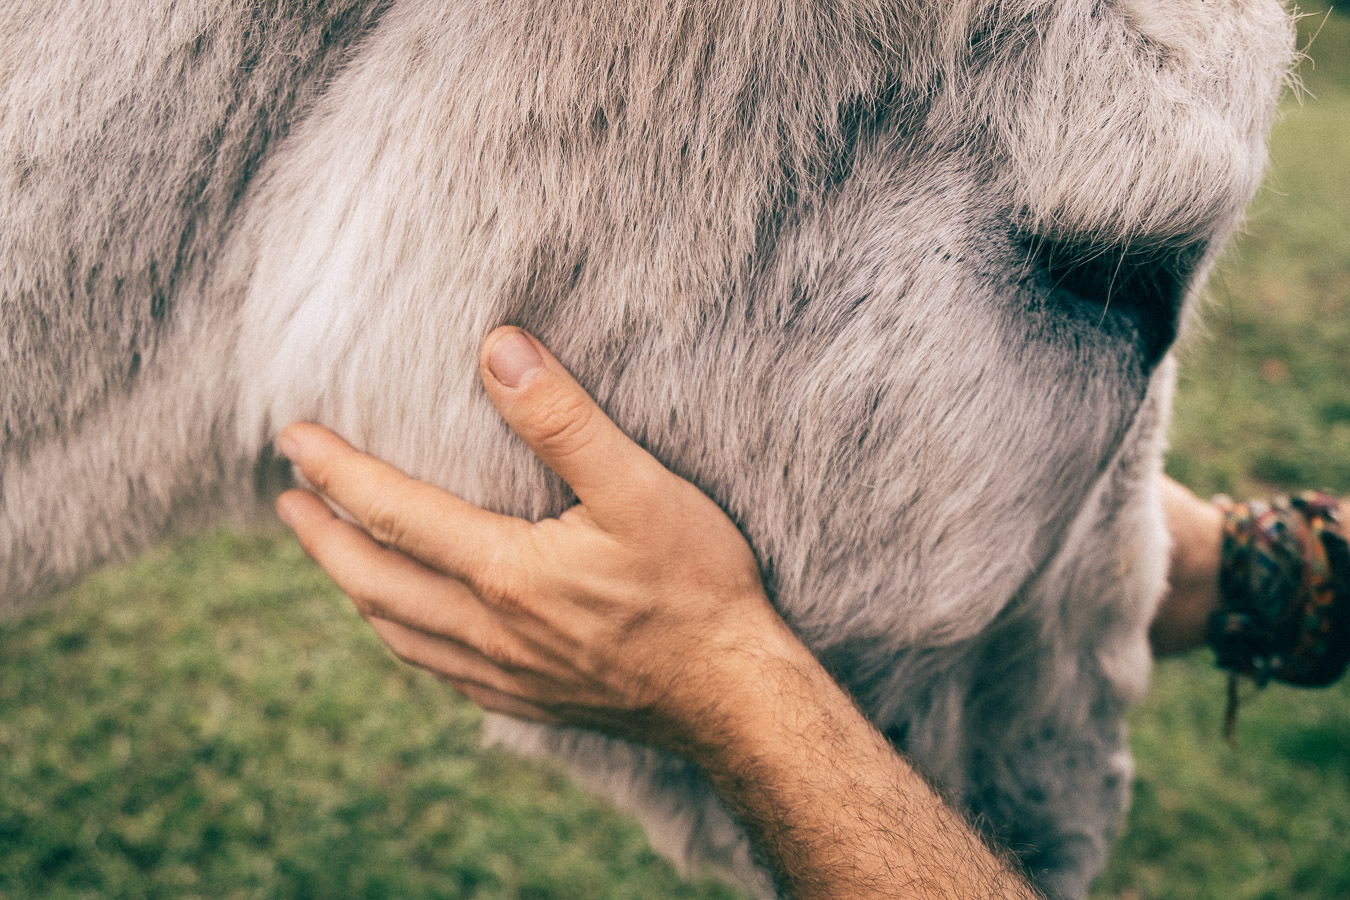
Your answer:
1,4 -> 1346,898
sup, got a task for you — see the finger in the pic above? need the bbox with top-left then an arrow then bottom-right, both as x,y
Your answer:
479,327 -> 670,528
366,615 -> 534,698
445,678 -> 562,724
277,488 -> 491,631
277,423 -> 524,582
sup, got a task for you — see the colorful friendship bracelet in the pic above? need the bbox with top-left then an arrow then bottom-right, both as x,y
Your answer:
1207,491 -> 1350,742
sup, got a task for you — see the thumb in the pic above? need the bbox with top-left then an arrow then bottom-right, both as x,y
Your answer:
480,327 -> 667,526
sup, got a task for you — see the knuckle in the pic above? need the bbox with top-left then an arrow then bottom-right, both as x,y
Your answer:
459,684 -> 505,716
471,542 -> 534,611
470,557 -> 508,603
364,502 -> 405,549
345,570 -> 416,625
363,480 -> 419,549
345,580 -> 386,619
477,575 -> 525,619
385,633 -> 416,665
530,390 -> 597,458
475,634 -> 523,673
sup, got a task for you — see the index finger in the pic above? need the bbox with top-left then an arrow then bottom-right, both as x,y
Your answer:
276,422 -> 524,582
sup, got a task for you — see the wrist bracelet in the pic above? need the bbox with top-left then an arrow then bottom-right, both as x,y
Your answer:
1207,491 -> 1350,741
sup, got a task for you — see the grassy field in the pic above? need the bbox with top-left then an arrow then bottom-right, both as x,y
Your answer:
2,7 -> 1347,899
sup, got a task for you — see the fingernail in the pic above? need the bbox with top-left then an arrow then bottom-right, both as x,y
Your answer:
276,430 -> 302,462
487,331 -> 543,388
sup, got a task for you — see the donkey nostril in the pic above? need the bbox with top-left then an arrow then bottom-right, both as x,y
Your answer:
1032,238 -> 1207,368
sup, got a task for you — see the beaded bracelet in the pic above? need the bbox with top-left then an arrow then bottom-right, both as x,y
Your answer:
1207,491 -> 1350,742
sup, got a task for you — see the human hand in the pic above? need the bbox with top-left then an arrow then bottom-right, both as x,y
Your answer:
275,327 -> 797,752
275,329 -> 1046,900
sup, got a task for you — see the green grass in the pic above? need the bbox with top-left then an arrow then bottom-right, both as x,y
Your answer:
2,7 -> 1348,898
0,532 -> 743,899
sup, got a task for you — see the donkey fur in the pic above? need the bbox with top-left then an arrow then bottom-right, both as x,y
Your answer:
0,1 -> 1295,896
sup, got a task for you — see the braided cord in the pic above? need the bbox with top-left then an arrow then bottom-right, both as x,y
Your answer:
1208,492 -> 1350,741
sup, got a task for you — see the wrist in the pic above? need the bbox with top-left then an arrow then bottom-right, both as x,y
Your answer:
682,617 -> 866,771
670,609 -> 1040,900
656,607 -> 830,763
1153,477 -> 1224,656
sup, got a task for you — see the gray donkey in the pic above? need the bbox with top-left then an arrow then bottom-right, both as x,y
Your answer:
0,1 -> 1294,896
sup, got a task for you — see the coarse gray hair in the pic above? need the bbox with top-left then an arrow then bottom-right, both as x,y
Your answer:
0,1 -> 1296,896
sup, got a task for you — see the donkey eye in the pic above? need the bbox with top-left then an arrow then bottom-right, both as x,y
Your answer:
1031,238 -> 1208,367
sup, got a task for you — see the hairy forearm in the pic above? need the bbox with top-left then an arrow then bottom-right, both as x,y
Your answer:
688,625 -> 1042,900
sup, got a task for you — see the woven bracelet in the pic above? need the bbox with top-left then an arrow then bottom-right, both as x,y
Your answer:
1207,491 -> 1350,742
